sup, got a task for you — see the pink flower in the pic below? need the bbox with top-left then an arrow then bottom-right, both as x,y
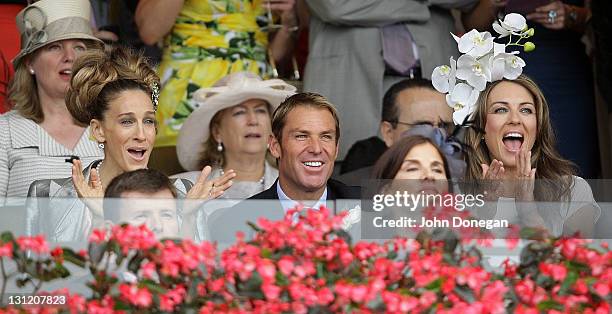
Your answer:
50,246 -> 63,263
0,242 -> 13,257
16,235 -> 49,254
315,287 -> 334,306
119,284 -> 152,308
257,259 -> 276,281
67,293 -> 86,313
262,283 -> 281,301
89,229 -> 107,244
419,291 -> 436,308
350,285 -> 368,303
278,256 -> 295,276
159,286 -> 186,312
539,263 -> 567,281
140,262 -> 156,279
593,282 -> 610,298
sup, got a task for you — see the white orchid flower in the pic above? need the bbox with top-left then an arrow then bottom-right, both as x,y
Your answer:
457,30 -> 494,58
456,54 -> 491,91
501,53 -> 525,79
446,83 -> 479,125
492,13 -> 527,38
489,52 -> 525,81
431,57 -> 457,93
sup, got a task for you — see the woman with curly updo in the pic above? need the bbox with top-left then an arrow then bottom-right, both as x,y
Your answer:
26,47 -> 234,242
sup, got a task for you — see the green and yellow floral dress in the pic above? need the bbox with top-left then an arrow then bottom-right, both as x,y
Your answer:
156,0 -> 270,147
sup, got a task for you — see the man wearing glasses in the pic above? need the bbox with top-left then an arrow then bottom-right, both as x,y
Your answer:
337,78 -> 452,184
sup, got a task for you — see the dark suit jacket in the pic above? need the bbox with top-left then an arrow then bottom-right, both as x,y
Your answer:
335,166 -> 374,187
248,178 -> 361,201
206,179 -> 360,245
340,136 -> 387,174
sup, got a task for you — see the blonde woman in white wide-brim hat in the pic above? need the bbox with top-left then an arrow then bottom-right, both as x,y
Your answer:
0,0 -> 104,204
174,72 -> 296,197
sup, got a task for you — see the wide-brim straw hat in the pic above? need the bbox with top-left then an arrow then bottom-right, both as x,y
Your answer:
177,72 -> 296,171
13,0 -> 103,68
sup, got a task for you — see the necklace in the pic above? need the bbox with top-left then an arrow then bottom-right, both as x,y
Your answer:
95,160 -> 103,185
220,168 -> 265,185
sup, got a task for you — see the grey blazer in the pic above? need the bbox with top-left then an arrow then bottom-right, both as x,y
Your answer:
26,160 -> 193,242
304,0 -> 478,157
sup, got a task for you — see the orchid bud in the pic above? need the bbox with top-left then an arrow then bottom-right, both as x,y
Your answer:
525,28 -> 535,37
523,42 -> 536,52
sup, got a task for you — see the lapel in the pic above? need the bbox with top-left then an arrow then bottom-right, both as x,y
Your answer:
8,112 -> 100,157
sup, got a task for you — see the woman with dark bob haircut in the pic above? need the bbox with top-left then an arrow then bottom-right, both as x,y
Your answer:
373,135 -> 453,195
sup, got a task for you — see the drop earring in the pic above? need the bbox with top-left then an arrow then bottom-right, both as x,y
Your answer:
217,142 -> 223,152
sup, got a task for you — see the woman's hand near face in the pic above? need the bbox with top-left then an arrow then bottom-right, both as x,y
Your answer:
514,150 -> 536,201
71,159 -> 105,226
513,149 -> 549,231
481,159 -> 505,201
186,166 -> 235,202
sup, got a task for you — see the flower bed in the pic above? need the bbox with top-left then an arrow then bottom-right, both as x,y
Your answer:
0,208 -> 610,313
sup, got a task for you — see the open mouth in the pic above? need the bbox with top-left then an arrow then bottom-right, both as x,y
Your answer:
59,69 -> 72,79
244,133 -> 262,139
127,148 -> 147,161
303,161 -> 323,168
502,132 -> 524,152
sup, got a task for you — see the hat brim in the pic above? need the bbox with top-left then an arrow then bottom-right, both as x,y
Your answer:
12,33 -> 103,68
176,88 -> 295,171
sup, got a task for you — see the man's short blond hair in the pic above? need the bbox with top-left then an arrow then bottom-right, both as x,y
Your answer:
271,92 -> 340,143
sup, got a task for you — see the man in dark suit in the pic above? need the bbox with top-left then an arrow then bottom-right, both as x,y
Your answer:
207,93 -> 360,243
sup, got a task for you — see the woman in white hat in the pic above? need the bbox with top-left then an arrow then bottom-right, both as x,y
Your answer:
0,0 -> 104,204
174,72 -> 295,200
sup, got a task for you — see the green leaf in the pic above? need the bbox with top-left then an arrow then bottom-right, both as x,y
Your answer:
63,248 -> 86,268
1,231 -> 15,243
141,280 -> 167,294
247,221 -> 262,233
275,272 -> 289,286
53,263 -> 71,278
558,271 -> 579,295
425,278 -> 442,292
537,299 -> 563,311
127,253 -> 146,274
453,286 -> 476,303
261,248 -> 271,258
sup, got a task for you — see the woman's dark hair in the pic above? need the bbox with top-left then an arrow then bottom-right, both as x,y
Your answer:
372,135 -> 452,180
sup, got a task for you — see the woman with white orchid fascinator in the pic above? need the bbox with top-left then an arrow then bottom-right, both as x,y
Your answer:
432,13 -> 599,237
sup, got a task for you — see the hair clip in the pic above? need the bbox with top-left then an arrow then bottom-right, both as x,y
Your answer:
151,82 -> 160,111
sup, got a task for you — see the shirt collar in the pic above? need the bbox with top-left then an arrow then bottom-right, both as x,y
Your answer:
8,112 -> 100,157
276,181 -> 328,213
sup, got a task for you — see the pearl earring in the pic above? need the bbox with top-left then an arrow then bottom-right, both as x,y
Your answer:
217,142 -> 223,152
29,68 -> 35,75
